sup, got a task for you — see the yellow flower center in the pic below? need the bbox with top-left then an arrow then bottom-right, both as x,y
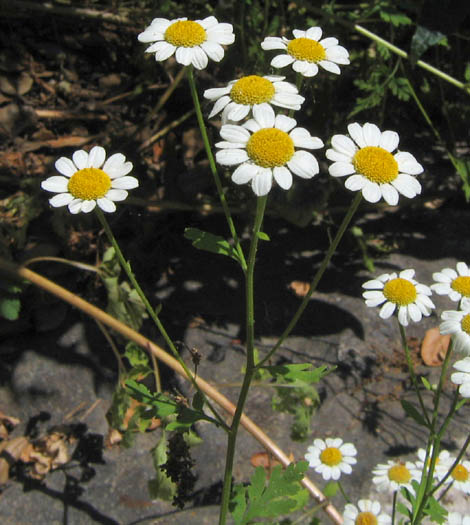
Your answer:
287,37 -> 326,63
246,128 -> 295,168
319,447 -> 342,466
230,76 -> 276,105
461,314 -> 470,335
383,278 -> 417,306
353,146 -> 399,184
387,464 -> 411,484
451,276 -> 470,298
164,20 -> 206,48
452,464 -> 469,482
67,168 -> 111,200
356,512 -> 378,525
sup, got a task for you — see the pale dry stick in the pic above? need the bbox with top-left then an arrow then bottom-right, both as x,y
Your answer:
34,109 -> 109,122
138,109 -> 195,152
0,259 -> 343,525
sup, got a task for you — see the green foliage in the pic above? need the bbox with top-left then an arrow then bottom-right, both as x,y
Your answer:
148,431 -> 177,502
453,157 -> 470,201
322,481 -> 339,499
401,481 -> 448,524
230,462 -> 309,525
410,26 -> 447,63
262,364 -> 330,441
401,399 -> 429,428
99,247 -> 148,331
184,228 -> 242,264
0,281 -> 22,321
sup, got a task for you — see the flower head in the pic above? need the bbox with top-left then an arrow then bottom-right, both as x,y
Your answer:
448,459 -> 470,493
138,16 -> 234,70
372,459 -> 417,492
431,262 -> 470,302
326,123 -> 423,205
343,499 -> 391,525
204,75 -> 304,123
440,300 -> 470,355
412,447 -> 454,481
362,269 -> 435,326
450,357 -> 470,397
261,27 -> 349,77
448,512 -> 470,525
305,437 -> 357,481
215,105 -> 323,196
41,146 -> 138,214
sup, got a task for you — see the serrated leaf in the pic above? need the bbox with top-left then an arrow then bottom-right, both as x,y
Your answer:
125,380 -> 179,419
323,481 -> 339,498
192,391 -> 204,411
421,376 -> 432,390
396,501 -> 412,519
262,363 -> 330,386
380,9 -> 411,27
148,432 -> 176,501
0,295 -> 21,320
410,26 -> 446,63
454,157 -> 470,201
401,400 -> 429,428
124,342 -> 149,367
184,228 -> 241,263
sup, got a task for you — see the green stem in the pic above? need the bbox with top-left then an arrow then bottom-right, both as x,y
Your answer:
257,192 -> 362,368
399,323 -> 431,428
218,195 -> 268,525
337,481 -> 350,503
391,490 -> 397,525
185,65 -> 247,272
95,208 -> 227,428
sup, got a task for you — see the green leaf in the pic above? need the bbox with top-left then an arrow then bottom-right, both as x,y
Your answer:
184,228 -> 241,263
323,481 -> 339,498
411,26 -> 446,63
148,432 -> 177,501
230,462 -> 309,524
401,400 -> 429,428
125,380 -> 179,419
262,363 -> 331,386
192,391 -> 204,411
421,376 -> 432,391
124,342 -> 149,367
379,9 -> 411,27
256,231 -> 270,241
0,281 -> 22,321
453,157 -> 470,201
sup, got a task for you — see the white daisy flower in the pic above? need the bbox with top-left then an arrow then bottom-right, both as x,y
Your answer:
261,26 -> 349,77
448,459 -> 470,493
343,499 -> 391,525
203,75 -> 304,123
451,357 -> 470,397
448,511 -> 470,525
304,437 -> 357,481
326,122 -> 423,205
41,146 -> 138,214
138,16 -> 234,70
215,104 -> 323,196
431,262 -> 470,302
440,300 -> 470,355
362,269 -> 435,327
372,459 -> 417,492
412,447 -> 455,481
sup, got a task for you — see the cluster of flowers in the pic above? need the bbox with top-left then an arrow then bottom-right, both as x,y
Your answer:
362,261 -> 470,397
305,437 -> 470,522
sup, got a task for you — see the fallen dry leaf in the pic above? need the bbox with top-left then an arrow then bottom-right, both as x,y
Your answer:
250,451 -> 295,472
421,327 -> 451,366
0,411 -> 20,440
0,436 -> 30,485
288,280 -> 310,297
20,432 -> 70,480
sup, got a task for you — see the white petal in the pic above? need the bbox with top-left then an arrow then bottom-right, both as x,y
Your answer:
320,37 -> 339,48
347,123 -> 367,148
293,60 -> 318,77
362,123 -> 381,147
103,153 -> 133,178
243,119 -> 261,133
49,193 -> 74,207
381,184 -> 399,205
226,103 -> 250,122
206,27 -> 235,45
201,41 -> 224,62
41,176 -> 69,193
379,130 -> 399,152
97,197 -> 116,213
305,27 -> 322,40
111,176 -> 138,190
220,124 -> 250,144
408,303 -> 422,322
290,127 -> 322,149
457,262 -> 470,275
454,358 -> 470,372
208,96 -> 231,119
199,16 -> 218,30
175,47 -> 194,66
68,199 -> 83,214
395,152 -> 424,175
204,86 -> 231,100
106,189 -> 128,201
329,162 -> 356,178
253,104 -> 275,128
392,174 -> 421,198
345,174 -> 367,191
318,60 -> 341,74
261,37 -> 287,51
362,181 -> 382,203
72,150 -> 89,170
232,163 -> 256,184
271,54 -> 295,68
55,157 -> 77,177
87,146 -> 106,168
379,300 -> 395,318
81,200 -> 96,213
331,134 -> 357,157
398,306 -> 409,326
251,170 -> 272,196
292,30 -> 306,39
273,166 -> 292,189
325,46 -> 350,64
151,41 -> 176,62
191,47 -> 208,70
287,151 -> 318,178
216,149 -> 249,166
275,114 -> 297,133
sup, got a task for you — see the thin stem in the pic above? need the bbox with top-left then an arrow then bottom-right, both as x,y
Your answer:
95,208 -> 225,425
219,195 -> 268,525
95,319 -> 125,383
399,323 -> 431,427
391,490 -> 397,525
338,481 -> 350,504
257,192 -> 362,368
185,65 -> 247,271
